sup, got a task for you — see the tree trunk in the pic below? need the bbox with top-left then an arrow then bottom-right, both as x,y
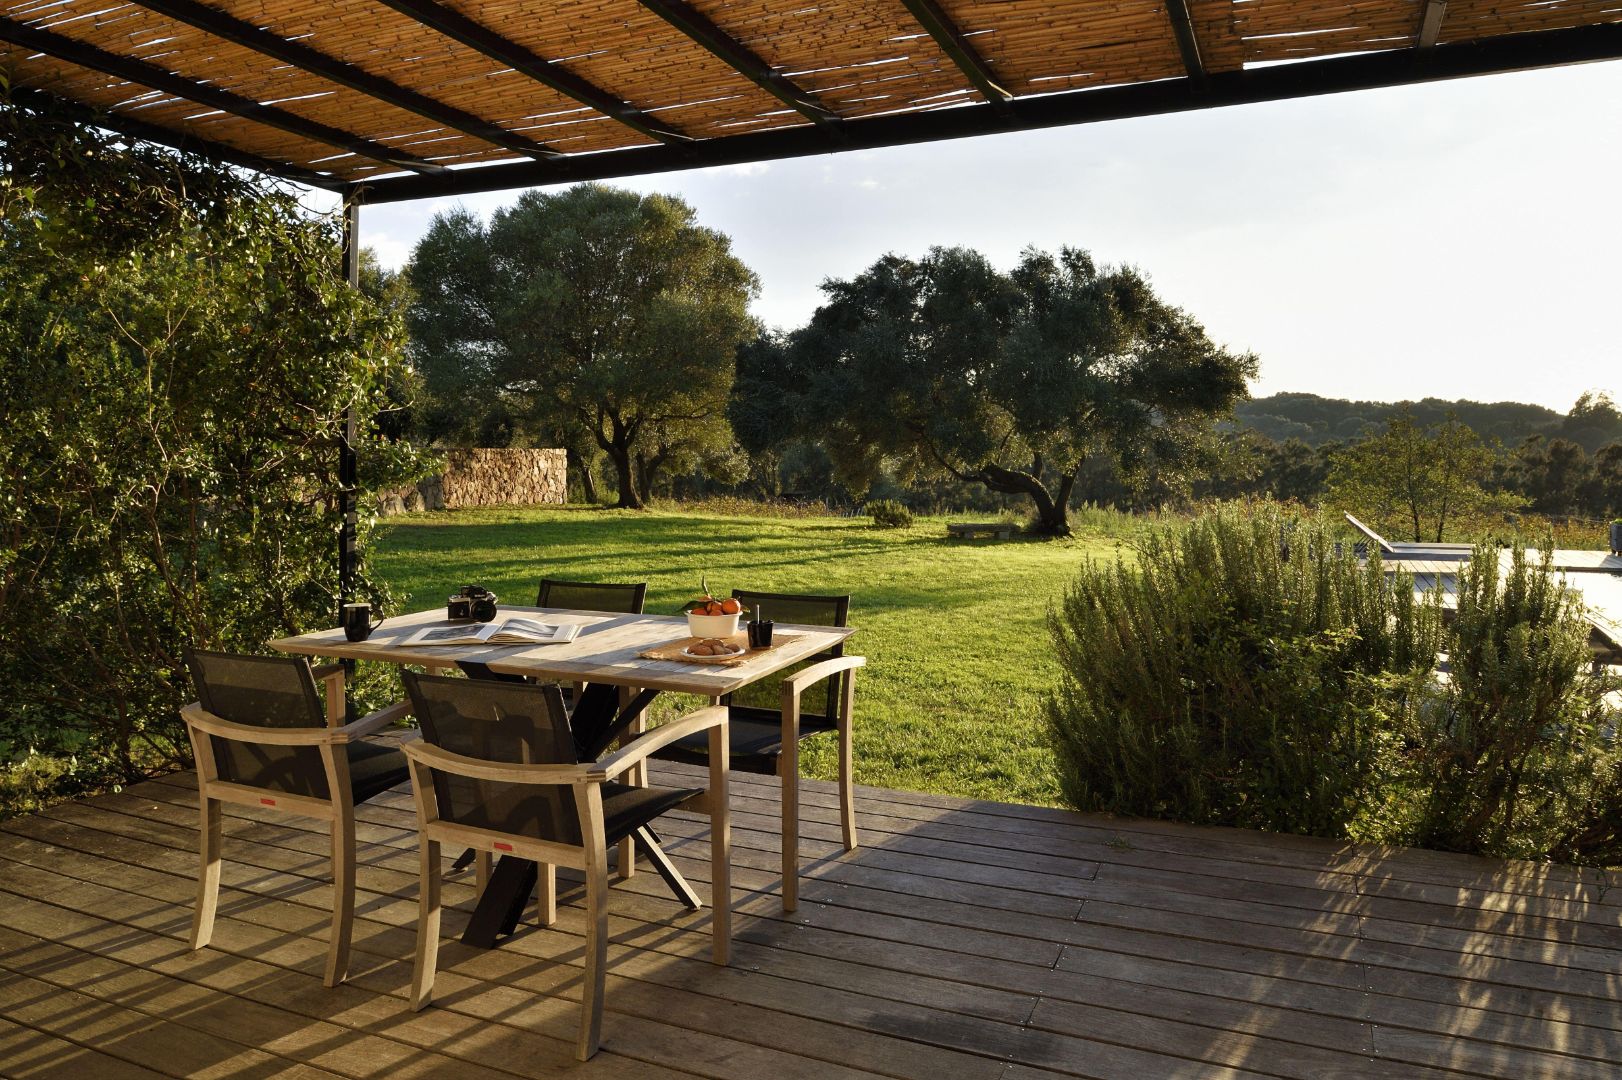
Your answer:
607,445 -> 640,508
568,446 -> 599,504
971,462 -> 1072,537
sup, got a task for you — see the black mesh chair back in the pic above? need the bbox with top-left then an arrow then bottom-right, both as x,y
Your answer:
185,648 -> 331,798
537,579 -> 648,614
726,590 -> 850,725
403,671 -> 588,846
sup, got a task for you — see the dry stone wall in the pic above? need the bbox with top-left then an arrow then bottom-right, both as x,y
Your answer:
379,448 -> 566,515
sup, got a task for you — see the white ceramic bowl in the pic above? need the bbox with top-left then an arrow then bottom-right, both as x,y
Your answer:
686,611 -> 741,638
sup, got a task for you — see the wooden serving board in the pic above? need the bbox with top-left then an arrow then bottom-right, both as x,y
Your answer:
637,633 -> 801,667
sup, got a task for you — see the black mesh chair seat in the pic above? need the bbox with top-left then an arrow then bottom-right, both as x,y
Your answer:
441,778 -> 700,847
659,715 -> 837,775
347,741 -> 410,804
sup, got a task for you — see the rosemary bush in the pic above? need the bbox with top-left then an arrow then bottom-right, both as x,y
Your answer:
1047,505 -> 1622,863
1047,504 -> 1440,835
1394,546 -> 1621,863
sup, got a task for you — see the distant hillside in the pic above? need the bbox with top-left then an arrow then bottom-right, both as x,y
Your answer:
1233,393 -> 1621,451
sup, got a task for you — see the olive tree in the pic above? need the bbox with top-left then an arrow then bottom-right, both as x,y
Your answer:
732,246 -> 1254,534
408,184 -> 759,507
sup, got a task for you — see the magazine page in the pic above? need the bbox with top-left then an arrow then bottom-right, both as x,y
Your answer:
402,621 -> 500,647
491,618 -> 580,644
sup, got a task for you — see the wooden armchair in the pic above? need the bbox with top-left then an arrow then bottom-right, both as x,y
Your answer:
654,590 -> 864,911
399,671 -> 730,1061
182,648 -> 411,987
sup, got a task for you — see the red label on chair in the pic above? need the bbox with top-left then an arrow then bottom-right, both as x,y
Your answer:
260,798 -> 277,807
493,842 -> 513,852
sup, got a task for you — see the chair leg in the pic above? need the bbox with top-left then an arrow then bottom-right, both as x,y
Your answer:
475,850 -> 491,893
534,863 -> 557,927
616,836 -> 636,880
191,797 -> 222,951
579,845 -> 609,1061
839,673 -> 859,851
779,738 -> 800,913
412,839 -> 442,1010
709,717 -> 731,966
325,809 -> 356,987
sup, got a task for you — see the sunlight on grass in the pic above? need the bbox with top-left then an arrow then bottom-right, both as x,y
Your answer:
373,505 -> 1130,806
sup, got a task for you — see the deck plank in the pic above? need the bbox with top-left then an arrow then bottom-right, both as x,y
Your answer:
1,761 -> 1617,1080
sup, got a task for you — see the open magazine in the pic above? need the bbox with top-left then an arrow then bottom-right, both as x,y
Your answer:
403,618 -> 580,647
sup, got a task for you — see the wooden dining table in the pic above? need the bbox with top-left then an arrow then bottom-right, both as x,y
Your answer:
269,604 -> 856,945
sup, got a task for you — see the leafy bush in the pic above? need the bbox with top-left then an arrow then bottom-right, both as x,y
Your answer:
1047,504 -> 1440,835
1390,546 -> 1621,863
1047,504 -> 1622,864
867,499 -> 914,529
0,93 -> 430,800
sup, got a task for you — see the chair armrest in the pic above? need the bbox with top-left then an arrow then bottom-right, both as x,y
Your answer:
401,739 -> 594,784
181,702 -> 350,747
589,706 -> 728,782
781,655 -> 866,703
329,699 -> 412,743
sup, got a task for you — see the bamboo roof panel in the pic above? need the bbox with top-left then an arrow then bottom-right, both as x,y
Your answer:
1,0 -> 537,168
1234,0 -> 1423,61
454,0 -> 800,138
939,0 -> 1187,91
1439,0 -> 1622,42
0,44 -> 387,175
200,0 -> 646,153
2,0 -> 1618,192
691,0 -> 985,115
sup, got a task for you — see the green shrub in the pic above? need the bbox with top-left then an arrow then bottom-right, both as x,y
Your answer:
1047,504 -> 1622,864
0,94 -> 430,799
1392,546 -> 1622,863
868,499 -> 914,529
1047,504 -> 1440,835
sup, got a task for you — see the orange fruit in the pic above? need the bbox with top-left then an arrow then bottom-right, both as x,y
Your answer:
720,598 -> 742,615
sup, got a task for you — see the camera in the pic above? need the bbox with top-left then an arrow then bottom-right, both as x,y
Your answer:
448,584 -> 499,622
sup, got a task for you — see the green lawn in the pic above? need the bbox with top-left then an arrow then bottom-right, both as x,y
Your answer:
373,505 -> 1127,806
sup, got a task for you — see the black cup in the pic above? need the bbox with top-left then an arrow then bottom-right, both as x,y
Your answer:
342,602 -> 383,642
747,618 -> 774,649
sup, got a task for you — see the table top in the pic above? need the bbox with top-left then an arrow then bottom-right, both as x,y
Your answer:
268,606 -> 857,696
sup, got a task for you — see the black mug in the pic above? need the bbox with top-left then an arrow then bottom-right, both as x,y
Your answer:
747,608 -> 773,649
341,602 -> 384,642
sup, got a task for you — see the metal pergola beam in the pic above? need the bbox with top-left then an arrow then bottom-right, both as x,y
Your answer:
636,0 -> 843,133
1418,0 -> 1449,48
896,0 -> 1014,113
338,197 -> 361,613
351,21 -> 1622,205
373,0 -> 691,146
8,84 -> 345,189
1164,0 -> 1207,83
0,16 -> 444,175
130,0 -> 561,159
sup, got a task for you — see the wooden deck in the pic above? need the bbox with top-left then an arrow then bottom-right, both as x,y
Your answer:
1,753 -> 1619,1079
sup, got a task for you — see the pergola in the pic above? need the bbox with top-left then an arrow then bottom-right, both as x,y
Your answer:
5,0 -> 1620,595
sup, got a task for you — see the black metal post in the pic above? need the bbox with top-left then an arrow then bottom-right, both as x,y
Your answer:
339,197 -> 361,618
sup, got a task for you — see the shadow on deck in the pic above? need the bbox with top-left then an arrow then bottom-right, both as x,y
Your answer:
0,756 -> 1618,1079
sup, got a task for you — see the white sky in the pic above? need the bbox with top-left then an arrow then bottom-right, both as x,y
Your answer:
337,60 -> 1622,413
